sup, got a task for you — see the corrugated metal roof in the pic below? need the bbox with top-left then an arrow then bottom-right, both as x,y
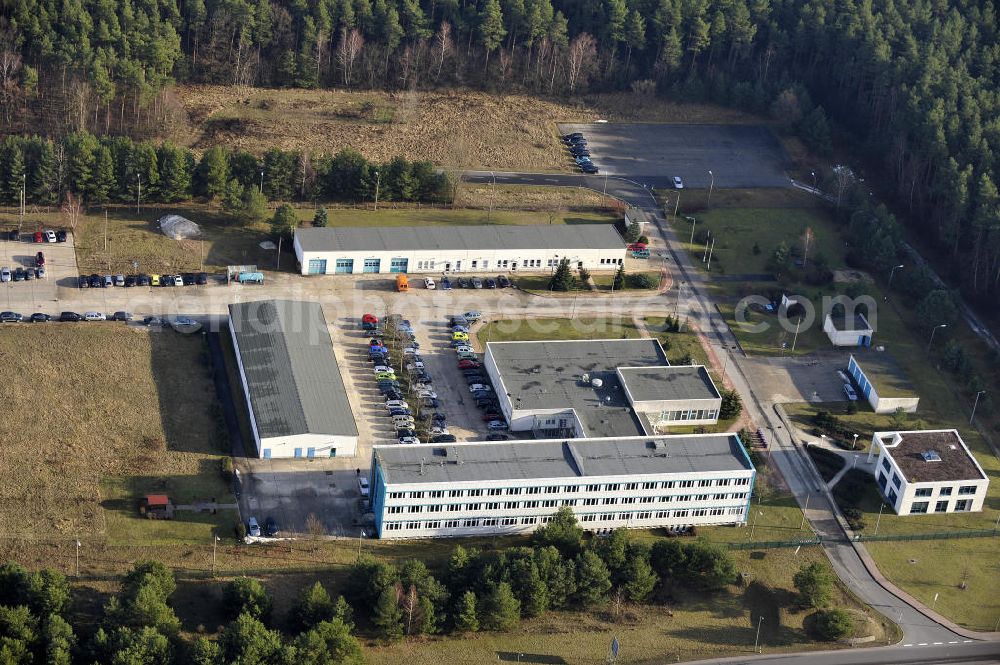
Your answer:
374,434 -> 753,485
295,224 -> 625,253
228,300 -> 358,440
618,365 -> 721,402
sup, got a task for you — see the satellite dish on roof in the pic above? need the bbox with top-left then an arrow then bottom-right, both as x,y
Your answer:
591,378 -> 603,388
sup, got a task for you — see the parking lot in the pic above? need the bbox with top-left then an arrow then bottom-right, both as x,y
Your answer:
556,123 -> 789,188
741,350 -> 854,404
1,230 -> 78,310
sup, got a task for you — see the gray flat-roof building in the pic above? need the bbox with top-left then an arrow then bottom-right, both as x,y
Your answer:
228,300 -> 358,459
482,339 -> 722,437
370,434 -> 755,538
293,224 -> 627,275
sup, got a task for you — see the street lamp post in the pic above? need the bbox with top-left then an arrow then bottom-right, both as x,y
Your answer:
373,171 -> 381,211
874,501 -> 885,536
888,264 -> 904,290
749,510 -> 763,540
707,170 -> 714,208
212,535 -> 221,576
970,390 -> 987,425
754,615 -> 764,653
926,324 -> 947,352
811,171 -> 817,189
136,175 -> 141,214
259,170 -> 264,194
689,216 -> 697,245
75,538 -> 81,577
488,171 -> 496,222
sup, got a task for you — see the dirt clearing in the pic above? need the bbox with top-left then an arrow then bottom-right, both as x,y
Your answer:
174,86 -> 760,171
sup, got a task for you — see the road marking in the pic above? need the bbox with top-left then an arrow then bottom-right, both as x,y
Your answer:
963,640 -> 974,643
949,641 -> 958,644
918,643 -> 928,646
933,642 -> 943,645
903,644 -> 913,647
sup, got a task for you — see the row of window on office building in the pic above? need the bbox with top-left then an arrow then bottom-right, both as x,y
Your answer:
385,476 -> 750,501
383,506 -> 747,531
386,491 -> 751,514
657,409 -> 719,422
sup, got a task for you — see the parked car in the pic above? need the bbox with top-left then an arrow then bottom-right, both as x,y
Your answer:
6,230 -> 17,241
150,274 -> 161,286
357,476 -> 370,497
160,274 -> 173,286
33,231 -> 43,243
143,316 -> 166,328
424,277 -> 436,289
422,397 -> 440,409
673,176 -> 684,189
457,352 -> 478,361
182,273 -> 196,286
265,517 -> 280,537
56,230 -> 67,242
102,275 -> 113,288
843,384 -> 858,401
580,163 -> 599,174
469,383 -> 492,393
458,359 -> 481,369
136,274 -> 151,286
247,517 -> 262,537
59,312 -> 83,322
562,132 -> 583,141
486,433 -> 510,441
34,267 -> 44,279
89,274 -> 102,288
487,420 -> 509,431
84,311 -> 106,321
11,268 -> 24,281
76,275 -> 88,288
454,345 -> 474,354
29,312 -> 51,322
372,365 -> 394,375
396,428 -> 416,438
417,389 -> 438,400
0,267 -> 9,282
0,311 -> 22,322
173,275 -> 184,286
457,277 -> 471,288
472,278 -> 483,289
124,275 -> 136,287
111,311 -> 132,321
398,436 -> 421,445
385,400 -> 409,410
431,434 -> 457,443
463,311 -> 482,322
114,274 -> 125,287
484,278 -> 497,289
388,408 -> 411,417
452,331 -> 469,342
45,230 -> 56,243
35,251 -> 45,267
196,272 -> 208,285
441,276 -> 452,290
496,275 -> 510,288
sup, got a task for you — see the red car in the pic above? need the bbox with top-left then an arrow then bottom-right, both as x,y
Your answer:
627,242 -> 647,251
457,359 -> 481,369
482,412 -> 502,421
33,231 -> 44,243
35,251 -> 45,267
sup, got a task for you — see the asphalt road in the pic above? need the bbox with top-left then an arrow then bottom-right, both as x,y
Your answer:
692,640 -> 1000,664
556,123 -> 790,188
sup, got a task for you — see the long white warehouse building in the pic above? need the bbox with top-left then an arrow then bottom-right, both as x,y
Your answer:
370,434 -> 755,539
293,224 -> 627,275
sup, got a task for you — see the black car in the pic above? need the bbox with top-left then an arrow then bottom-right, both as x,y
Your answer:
484,278 -> 497,289
457,277 -> 471,288
562,132 -> 583,141
0,311 -> 22,322
388,408 -> 411,417
396,428 -> 416,438
59,312 -> 83,322
422,397 -> 440,409
431,434 -> 457,443
12,268 -> 25,281
124,275 -> 136,287
29,313 -> 51,322
580,163 -> 599,174
182,273 -> 196,286
486,433 -> 510,441
196,272 -> 208,285
384,392 -> 405,402
56,230 -> 67,242
89,274 -> 102,288
161,274 -> 174,286
569,145 -> 590,155
143,316 -> 166,327
111,311 -> 132,321
6,230 -> 18,241
497,275 -> 511,288
136,274 -> 151,286
78,275 -> 89,289
476,399 -> 497,409
264,517 -> 279,537
415,372 -> 432,384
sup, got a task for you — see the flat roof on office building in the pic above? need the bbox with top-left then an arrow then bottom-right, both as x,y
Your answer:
228,300 -> 358,439
878,430 -> 986,484
618,365 -> 720,403
294,224 -> 625,253
374,434 -> 753,485
488,339 -> 668,437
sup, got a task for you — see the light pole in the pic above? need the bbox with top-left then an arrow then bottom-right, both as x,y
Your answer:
749,510 -> 763,540
970,390 -> 986,425
488,171 -> 496,222
707,170 -> 714,208
706,237 -> 715,271
75,538 -> 81,577
852,433 -> 859,451
212,535 -> 221,576
811,171 -> 817,189
887,264 -> 904,290
373,170 -> 381,211
874,501 -> 886,536
259,170 -> 264,194
754,615 -> 763,653
136,175 -> 141,214
689,216 -> 697,245
358,530 -> 365,558
926,324 -> 947,352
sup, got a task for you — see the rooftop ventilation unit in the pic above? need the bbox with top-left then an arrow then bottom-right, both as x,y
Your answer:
920,450 -> 942,462
591,378 -> 604,388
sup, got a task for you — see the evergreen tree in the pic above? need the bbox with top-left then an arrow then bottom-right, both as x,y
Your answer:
793,562 -> 833,609
293,581 -> 335,631
218,612 -> 285,665
42,613 -> 76,665
621,545 -> 657,602
222,577 -> 272,621
533,506 -> 583,556
574,551 -> 611,605
613,265 -> 625,290
454,590 -> 479,632
313,206 -> 329,227
719,388 -> 743,419
478,0 -> 506,72
157,144 -> 192,202
3,142 -> 26,206
196,146 -> 230,199
294,619 -> 364,665
548,258 -> 574,291
479,583 -> 520,632
91,145 -> 116,203
270,203 -> 299,237
372,588 -> 403,642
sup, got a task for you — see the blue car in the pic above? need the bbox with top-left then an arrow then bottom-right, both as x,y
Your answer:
442,277 -> 453,290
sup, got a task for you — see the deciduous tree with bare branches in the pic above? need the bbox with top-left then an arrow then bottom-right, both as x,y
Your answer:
338,28 -> 365,87
566,33 -> 596,92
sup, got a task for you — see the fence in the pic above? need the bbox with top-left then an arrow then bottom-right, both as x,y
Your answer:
727,537 -> 821,550
853,528 -> 999,543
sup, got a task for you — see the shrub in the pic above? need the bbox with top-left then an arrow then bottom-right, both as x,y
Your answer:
627,273 -> 657,289
812,608 -> 854,640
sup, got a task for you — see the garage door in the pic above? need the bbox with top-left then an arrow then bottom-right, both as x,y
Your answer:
335,259 -> 354,273
307,259 -> 327,274
389,258 -> 408,273
363,259 -> 381,273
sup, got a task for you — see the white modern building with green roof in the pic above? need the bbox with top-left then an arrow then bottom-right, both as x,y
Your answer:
228,299 -> 359,459
293,224 -> 626,275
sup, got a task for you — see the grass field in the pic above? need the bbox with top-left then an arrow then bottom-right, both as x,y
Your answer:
175,85 -> 761,171
477,317 -> 644,344
455,183 -> 615,212
0,326 -> 233,546
591,270 -> 662,290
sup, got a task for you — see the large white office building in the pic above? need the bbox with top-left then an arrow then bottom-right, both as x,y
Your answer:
871,429 -> 989,515
482,339 -> 722,438
228,300 -> 359,459
370,434 -> 755,539
293,224 -> 626,275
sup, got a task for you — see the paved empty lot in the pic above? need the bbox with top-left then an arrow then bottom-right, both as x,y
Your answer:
557,123 -> 789,188
740,350 -> 854,404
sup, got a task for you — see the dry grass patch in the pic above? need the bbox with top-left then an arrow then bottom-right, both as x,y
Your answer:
454,183 -> 611,212
0,325 -> 231,540
174,86 -> 761,171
